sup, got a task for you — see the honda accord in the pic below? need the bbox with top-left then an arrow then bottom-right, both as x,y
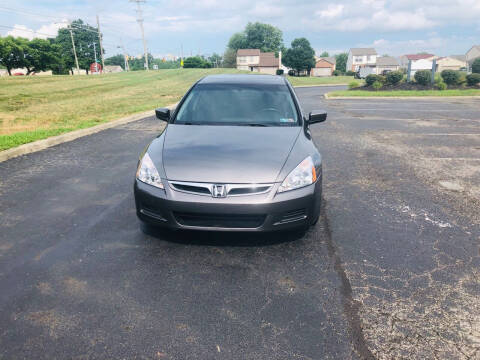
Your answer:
134,74 -> 326,232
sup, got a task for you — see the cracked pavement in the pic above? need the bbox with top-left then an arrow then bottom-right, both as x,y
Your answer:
0,86 -> 479,359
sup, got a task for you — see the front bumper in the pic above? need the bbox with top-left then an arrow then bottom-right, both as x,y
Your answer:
134,176 -> 322,232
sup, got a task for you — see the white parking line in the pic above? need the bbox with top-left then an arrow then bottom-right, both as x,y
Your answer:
421,157 -> 480,161
406,133 -> 480,136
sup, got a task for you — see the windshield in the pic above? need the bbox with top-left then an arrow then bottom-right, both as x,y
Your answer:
174,83 -> 299,126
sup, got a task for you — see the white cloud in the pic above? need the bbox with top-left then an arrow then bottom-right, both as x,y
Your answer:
316,4 -> 344,18
371,9 -> 435,30
7,22 -> 66,40
249,4 -> 285,18
155,16 -> 191,22
7,25 -> 35,40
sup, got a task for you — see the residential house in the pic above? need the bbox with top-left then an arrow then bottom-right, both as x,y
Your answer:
311,57 -> 336,77
236,49 -> 281,74
236,49 -> 261,71
346,48 -> 377,72
435,57 -> 466,72
450,54 -> 467,63
375,56 -> 400,74
466,45 -> 480,68
398,54 -> 435,69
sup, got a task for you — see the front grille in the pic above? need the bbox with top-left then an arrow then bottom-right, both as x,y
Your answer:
169,181 -> 273,197
171,183 -> 211,195
228,185 -> 271,196
274,209 -> 307,225
174,212 -> 266,228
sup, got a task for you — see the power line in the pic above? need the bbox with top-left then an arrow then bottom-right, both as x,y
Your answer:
0,5 -> 68,21
0,24 -> 58,38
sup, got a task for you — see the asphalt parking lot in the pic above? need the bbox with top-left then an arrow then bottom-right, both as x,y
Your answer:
0,86 -> 479,359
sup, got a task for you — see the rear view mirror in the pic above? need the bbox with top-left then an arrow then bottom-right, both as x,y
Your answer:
307,110 -> 327,125
155,108 -> 170,122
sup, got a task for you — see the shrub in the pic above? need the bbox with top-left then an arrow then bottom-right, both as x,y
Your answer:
385,70 -> 403,85
348,81 -> 360,89
472,58 -> 480,74
458,72 -> 467,85
276,69 -> 284,75
466,73 -> 480,86
346,70 -> 356,76
288,69 -> 296,76
365,74 -> 382,86
372,81 -> 383,91
435,77 -> 447,90
414,70 -> 432,85
440,70 -> 461,85
183,56 -> 212,68
332,70 -> 340,76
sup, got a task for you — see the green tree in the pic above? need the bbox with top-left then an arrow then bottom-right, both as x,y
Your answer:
227,32 -> 247,51
222,48 -> 237,68
472,58 -> 480,74
0,36 -> 26,75
105,54 -> 125,68
54,19 -> 102,74
151,58 -> 181,69
23,38 -> 60,75
129,53 -> 154,71
208,53 -> 222,67
282,38 -> 315,75
227,22 -> 283,53
183,56 -> 211,68
335,53 -> 348,73
319,51 -> 329,57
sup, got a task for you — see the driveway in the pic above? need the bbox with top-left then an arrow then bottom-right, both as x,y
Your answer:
0,86 -> 478,359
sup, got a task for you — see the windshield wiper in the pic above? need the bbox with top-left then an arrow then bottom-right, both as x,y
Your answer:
244,123 -> 268,127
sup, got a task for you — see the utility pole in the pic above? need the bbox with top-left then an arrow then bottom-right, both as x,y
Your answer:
118,39 -> 129,71
93,42 -> 98,73
69,26 -> 80,75
96,15 -> 105,71
130,0 -> 149,70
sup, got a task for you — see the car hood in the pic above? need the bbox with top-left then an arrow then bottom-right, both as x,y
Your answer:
162,125 -> 301,183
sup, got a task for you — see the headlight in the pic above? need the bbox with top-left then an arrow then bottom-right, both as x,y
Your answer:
136,153 -> 164,189
278,156 -> 317,193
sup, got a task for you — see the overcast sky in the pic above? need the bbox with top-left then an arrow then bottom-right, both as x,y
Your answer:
1,0 -> 479,58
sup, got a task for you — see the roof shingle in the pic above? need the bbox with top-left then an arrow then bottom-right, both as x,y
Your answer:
403,54 -> 435,60
350,48 -> 377,56
376,56 -> 399,66
237,49 -> 260,56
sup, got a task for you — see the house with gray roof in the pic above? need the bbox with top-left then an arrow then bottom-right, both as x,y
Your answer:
466,45 -> 480,68
375,56 -> 400,74
346,48 -> 377,72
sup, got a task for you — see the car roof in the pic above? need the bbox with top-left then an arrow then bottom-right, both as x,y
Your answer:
198,74 -> 286,85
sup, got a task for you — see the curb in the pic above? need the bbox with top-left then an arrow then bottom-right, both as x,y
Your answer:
0,104 -> 176,163
324,93 -> 480,100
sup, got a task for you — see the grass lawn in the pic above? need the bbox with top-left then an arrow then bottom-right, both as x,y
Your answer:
328,89 -> 480,97
287,76 -> 355,86
0,69 -> 246,150
1,70 -> 357,151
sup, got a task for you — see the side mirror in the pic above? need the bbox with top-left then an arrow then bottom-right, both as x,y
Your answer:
155,107 -> 170,122
307,110 -> 327,125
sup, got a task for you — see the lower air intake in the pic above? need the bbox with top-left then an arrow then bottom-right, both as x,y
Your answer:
174,212 -> 266,228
